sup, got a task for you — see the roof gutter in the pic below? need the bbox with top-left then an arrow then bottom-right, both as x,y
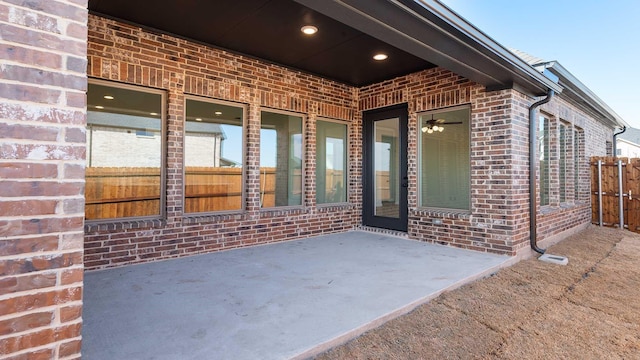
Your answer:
529,90 -> 554,254
613,126 -> 627,156
528,89 -> 571,265
534,61 -> 628,128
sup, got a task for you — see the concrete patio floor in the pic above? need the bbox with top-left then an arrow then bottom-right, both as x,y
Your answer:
82,231 -> 512,359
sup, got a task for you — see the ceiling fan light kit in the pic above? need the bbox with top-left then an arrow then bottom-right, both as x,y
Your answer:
421,114 -> 462,134
421,124 -> 444,133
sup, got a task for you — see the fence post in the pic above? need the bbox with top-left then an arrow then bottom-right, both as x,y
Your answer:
598,159 -> 603,226
618,159 -> 624,229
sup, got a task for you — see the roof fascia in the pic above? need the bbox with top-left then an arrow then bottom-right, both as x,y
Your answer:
617,138 -> 640,147
538,61 -> 628,128
294,0 -> 562,96
408,0 -> 562,94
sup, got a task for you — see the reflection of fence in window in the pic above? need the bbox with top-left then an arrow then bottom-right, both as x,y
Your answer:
323,169 -> 345,203
376,170 -> 391,201
85,167 -> 161,220
261,168 -> 302,208
185,167 -> 244,212
85,167 -> 308,219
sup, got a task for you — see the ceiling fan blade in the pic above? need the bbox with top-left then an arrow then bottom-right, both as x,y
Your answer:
441,121 -> 463,125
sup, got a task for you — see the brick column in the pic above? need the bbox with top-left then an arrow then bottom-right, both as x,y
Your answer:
0,1 -> 88,358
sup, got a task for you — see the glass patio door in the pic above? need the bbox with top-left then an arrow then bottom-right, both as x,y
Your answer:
363,104 -> 408,232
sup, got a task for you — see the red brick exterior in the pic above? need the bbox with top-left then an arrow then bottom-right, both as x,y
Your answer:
0,5 -> 618,359
533,94 -> 611,246
360,72 -> 534,254
360,75 -> 611,255
84,15 -> 361,269
84,14 -> 615,270
0,1 -> 87,358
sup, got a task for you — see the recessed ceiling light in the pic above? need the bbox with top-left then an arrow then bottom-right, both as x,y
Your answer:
373,53 -> 388,61
214,111 -> 222,116
95,105 -> 104,109
301,25 -> 318,35
195,118 -> 202,122
103,95 -> 114,100
150,112 -> 158,116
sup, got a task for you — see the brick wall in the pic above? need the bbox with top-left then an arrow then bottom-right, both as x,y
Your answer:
533,95 -> 611,244
0,1 -> 87,358
85,15 -> 360,269
85,14 -> 613,268
359,70 -> 531,254
359,70 -> 612,255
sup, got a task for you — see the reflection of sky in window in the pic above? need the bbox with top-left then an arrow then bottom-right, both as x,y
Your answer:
260,129 -> 277,167
220,126 -> 316,168
538,116 -> 546,161
220,124 -> 243,165
292,134 -> 302,161
225,128 -> 303,168
326,138 -> 344,170
375,142 -> 391,171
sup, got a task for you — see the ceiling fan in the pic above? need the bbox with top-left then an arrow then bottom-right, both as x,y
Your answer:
421,115 -> 462,134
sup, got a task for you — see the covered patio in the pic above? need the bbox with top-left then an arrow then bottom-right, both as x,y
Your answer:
82,231 -> 511,359
1,1 -> 628,359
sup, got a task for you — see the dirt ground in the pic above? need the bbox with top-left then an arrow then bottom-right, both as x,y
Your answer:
314,226 -> 640,359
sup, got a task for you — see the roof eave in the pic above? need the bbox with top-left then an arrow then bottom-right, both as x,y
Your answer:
537,61 -> 628,129
409,0 -> 562,94
617,138 -> 640,147
294,0 -> 562,96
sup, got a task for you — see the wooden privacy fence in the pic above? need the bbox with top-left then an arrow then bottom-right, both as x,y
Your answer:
591,156 -> 640,233
86,167 -> 341,220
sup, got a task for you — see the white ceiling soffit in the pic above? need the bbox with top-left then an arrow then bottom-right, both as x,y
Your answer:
294,0 -> 563,96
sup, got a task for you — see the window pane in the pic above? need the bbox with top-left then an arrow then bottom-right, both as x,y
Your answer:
574,129 -> 579,200
316,120 -> 347,204
375,118 -> 400,217
86,82 -> 163,220
419,107 -> 470,210
538,116 -> 550,206
184,99 -> 244,213
260,111 -> 303,207
559,124 -> 567,203
574,128 -> 583,201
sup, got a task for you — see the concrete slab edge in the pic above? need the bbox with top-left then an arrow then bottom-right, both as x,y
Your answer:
290,255 -> 518,360
85,228 -> 363,273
